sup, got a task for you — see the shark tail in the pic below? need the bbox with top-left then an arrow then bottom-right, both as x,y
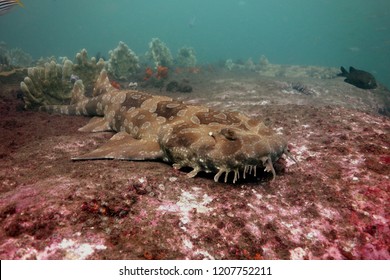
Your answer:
39,70 -> 115,116
39,104 -> 84,115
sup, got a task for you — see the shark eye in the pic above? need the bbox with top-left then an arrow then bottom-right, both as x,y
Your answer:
208,131 -> 216,139
220,128 -> 237,141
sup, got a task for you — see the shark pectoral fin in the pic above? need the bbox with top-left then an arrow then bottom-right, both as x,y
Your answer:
72,132 -> 164,161
78,117 -> 112,132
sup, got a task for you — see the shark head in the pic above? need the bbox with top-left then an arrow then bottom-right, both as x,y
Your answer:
160,121 -> 292,183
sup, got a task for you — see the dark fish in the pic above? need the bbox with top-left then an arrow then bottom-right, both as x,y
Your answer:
0,0 -> 24,16
338,66 -> 377,89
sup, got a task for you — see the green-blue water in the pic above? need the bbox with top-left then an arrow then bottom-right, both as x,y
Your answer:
1,0 -> 389,87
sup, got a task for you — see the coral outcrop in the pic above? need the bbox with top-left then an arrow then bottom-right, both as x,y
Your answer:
259,55 -> 270,68
20,60 -> 73,109
176,47 -> 197,67
73,49 -> 105,91
225,59 -> 234,71
107,41 -> 140,80
8,48 -> 33,67
0,42 -> 33,71
147,38 -> 173,68
20,49 -> 105,109
245,58 -> 256,71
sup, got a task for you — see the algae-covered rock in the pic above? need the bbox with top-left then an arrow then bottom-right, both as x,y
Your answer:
255,55 -> 338,79
107,41 -> 140,80
147,38 -> 173,68
256,63 -> 339,79
223,55 -> 339,79
176,47 -> 197,67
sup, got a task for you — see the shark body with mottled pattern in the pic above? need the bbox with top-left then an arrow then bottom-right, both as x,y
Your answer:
41,70 -> 294,183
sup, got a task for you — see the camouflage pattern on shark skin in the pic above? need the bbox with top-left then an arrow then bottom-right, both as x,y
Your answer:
40,70 -> 295,183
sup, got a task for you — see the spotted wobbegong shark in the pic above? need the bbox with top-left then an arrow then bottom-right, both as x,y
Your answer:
40,70 -> 296,183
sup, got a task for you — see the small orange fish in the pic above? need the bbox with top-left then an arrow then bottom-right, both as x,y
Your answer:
144,67 -> 154,81
110,80 -> 121,90
156,66 -> 168,80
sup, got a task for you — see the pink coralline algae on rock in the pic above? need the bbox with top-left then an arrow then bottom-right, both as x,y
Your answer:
0,70 -> 389,259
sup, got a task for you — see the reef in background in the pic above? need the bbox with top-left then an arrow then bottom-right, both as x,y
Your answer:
0,42 -> 33,71
20,49 -> 104,109
225,55 -> 339,79
176,47 -> 197,67
107,41 -> 140,81
147,38 -> 173,68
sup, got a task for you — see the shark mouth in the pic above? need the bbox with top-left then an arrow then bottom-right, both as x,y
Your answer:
211,148 -> 297,184
214,156 -> 276,183
176,155 -> 277,184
